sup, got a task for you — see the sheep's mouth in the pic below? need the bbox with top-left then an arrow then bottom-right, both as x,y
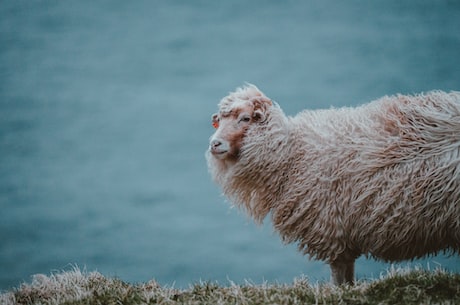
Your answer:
209,139 -> 230,158
210,148 -> 228,157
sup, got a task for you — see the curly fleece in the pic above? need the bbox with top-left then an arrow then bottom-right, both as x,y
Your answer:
207,85 -> 460,279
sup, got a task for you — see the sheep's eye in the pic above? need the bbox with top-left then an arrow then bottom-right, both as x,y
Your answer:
239,116 -> 251,123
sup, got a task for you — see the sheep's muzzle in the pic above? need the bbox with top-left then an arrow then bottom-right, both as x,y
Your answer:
209,138 -> 230,159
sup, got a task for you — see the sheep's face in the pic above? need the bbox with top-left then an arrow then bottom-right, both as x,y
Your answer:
209,98 -> 270,161
209,102 -> 251,160
208,85 -> 274,161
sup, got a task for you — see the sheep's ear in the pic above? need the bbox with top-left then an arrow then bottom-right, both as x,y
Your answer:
251,97 -> 272,122
211,113 -> 219,129
252,109 -> 265,122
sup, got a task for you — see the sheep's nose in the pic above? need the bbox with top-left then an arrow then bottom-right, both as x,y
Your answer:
210,138 -> 228,157
211,139 -> 222,148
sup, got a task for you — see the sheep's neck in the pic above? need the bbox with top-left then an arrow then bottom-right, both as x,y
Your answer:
227,123 -> 293,223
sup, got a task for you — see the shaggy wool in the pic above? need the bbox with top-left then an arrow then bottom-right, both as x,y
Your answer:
207,85 -> 460,283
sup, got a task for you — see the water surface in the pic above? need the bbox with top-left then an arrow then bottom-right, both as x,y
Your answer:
1,0 -> 459,289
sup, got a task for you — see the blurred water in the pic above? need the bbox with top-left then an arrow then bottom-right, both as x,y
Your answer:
1,0 -> 460,290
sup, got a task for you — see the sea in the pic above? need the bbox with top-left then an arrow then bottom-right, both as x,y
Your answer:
1,0 -> 459,290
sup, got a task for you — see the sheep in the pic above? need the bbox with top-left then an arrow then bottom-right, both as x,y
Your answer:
206,84 -> 460,285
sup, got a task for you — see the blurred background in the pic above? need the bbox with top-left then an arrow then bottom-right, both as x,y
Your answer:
1,0 -> 459,290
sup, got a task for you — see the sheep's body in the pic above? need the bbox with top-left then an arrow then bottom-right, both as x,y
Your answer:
207,85 -> 460,284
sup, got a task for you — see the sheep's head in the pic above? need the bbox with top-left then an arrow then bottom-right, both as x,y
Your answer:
209,85 -> 275,161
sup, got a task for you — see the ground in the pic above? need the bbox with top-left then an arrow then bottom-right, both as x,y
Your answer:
1,267 -> 459,305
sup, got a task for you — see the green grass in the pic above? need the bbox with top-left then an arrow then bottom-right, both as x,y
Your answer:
1,267 -> 459,305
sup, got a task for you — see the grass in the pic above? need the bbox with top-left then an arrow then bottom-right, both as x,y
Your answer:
1,266 -> 459,305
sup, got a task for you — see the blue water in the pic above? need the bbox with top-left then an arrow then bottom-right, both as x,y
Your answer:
1,1 -> 460,290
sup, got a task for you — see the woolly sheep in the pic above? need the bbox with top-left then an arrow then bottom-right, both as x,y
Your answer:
206,84 -> 460,285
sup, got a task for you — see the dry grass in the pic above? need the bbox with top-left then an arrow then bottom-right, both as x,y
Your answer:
1,266 -> 459,304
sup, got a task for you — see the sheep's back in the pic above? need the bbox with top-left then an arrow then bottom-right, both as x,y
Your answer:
273,91 -> 460,262
344,92 -> 460,261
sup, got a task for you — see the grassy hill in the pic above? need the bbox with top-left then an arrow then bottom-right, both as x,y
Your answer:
1,267 -> 459,304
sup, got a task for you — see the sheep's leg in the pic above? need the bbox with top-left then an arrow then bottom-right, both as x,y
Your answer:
330,260 -> 355,285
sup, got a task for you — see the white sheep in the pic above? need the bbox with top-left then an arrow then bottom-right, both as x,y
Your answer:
206,84 -> 460,285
